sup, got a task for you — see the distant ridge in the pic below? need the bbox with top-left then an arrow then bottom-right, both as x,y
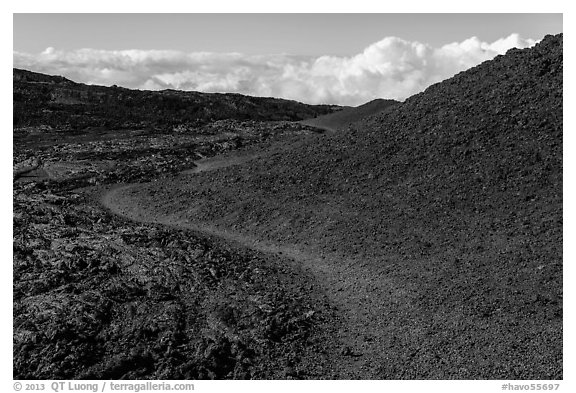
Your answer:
300,98 -> 399,132
13,68 -> 339,129
13,68 -> 76,85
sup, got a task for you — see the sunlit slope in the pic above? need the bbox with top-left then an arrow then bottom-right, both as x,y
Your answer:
300,98 -> 399,131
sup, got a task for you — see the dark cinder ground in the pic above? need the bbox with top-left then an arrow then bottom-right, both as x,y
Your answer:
108,35 -> 563,379
14,34 -> 562,380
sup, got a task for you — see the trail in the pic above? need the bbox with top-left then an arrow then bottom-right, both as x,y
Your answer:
101,153 -> 418,379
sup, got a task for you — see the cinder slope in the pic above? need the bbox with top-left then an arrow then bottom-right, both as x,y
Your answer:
300,98 -> 399,132
111,34 -> 563,379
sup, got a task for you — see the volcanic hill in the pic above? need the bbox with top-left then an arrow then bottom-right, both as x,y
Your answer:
300,98 -> 400,132
109,34 -> 562,378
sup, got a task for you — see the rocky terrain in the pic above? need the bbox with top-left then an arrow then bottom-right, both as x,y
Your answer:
14,178 -> 345,379
13,119 -> 324,185
110,34 -> 563,379
13,83 -> 347,379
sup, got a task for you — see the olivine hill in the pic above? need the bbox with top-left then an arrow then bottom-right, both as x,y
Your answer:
113,34 -> 563,378
13,68 -> 338,130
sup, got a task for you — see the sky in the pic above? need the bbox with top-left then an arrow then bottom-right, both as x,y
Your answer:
13,14 -> 563,106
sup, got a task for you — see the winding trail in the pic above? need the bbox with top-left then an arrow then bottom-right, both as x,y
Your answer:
101,151 -> 419,379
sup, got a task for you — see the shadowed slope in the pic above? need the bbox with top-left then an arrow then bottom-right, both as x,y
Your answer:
109,34 -> 562,378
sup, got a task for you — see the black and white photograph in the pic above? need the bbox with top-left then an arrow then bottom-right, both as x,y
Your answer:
8,4 -> 566,388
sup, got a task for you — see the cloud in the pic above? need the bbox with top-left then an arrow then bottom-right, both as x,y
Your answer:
13,34 -> 537,106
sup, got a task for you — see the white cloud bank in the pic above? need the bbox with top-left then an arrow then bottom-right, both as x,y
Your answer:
14,34 -> 536,106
